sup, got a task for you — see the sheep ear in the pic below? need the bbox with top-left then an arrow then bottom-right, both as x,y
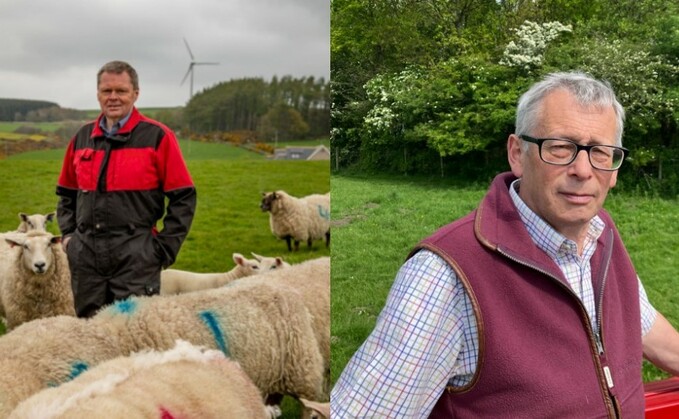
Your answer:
19,212 -> 28,222
50,236 -> 62,245
275,257 -> 284,267
5,238 -> 22,248
299,398 -> 330,418
46,212 -> 56,222
250,252 -> 263,262
233,253 -> 245,266
272,191 -> 277,199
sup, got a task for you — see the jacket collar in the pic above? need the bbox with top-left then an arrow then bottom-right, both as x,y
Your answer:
91,107 -> 141,139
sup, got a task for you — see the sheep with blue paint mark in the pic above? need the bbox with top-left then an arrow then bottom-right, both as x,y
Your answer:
260,190 -> 331,251
95,268 -> 325,402
0,315 -> 123,417
9,340 -> 269,419
0,260 -> 327,416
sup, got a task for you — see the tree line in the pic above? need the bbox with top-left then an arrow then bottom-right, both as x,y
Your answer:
0,99 -> 86,121
2,75 -> 330,144
182,75 -> 330,141
332,0 -> 679,195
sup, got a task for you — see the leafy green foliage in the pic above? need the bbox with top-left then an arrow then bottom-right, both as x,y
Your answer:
332,0 -> 679,196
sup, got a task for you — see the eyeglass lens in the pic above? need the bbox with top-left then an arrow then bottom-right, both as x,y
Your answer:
541,139 -> 624,170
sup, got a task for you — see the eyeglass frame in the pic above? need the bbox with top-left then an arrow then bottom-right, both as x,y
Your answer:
518,135 -> 628,172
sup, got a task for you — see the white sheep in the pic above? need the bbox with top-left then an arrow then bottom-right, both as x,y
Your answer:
0,315 -> 124,416
16,212 -> 55,233
9,340 -> 269,419
260,190 -> 331,251
0,231 -> 75,330
0,259 -> 327,416
300,398 -> 330,419
245,257 -> 330,412
160,252 -> 289,295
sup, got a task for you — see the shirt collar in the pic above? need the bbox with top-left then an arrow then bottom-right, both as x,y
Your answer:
508,179 -> 604,259
99,111 -> 132,137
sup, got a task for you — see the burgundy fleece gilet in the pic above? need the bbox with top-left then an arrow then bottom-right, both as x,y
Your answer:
412,172 -> 644,418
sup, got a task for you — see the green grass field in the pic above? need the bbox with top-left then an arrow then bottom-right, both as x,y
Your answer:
0,146 -> 329,418
0,121 -> 67,133
330,173 -> 679,388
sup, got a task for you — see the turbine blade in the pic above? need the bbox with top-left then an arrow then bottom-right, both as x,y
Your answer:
180,64 -> 193,85
183,37 -> 195,61
193,62 -> 220,66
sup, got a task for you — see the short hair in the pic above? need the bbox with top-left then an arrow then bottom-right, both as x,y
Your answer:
515,72 -> 625,148
97,61 -> 139,91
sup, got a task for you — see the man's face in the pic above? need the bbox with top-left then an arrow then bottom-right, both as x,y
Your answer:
97,71 -> 138,124
508,89 -> 619,243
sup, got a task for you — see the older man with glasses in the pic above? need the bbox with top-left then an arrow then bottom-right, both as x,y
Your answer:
332,71 -> 679,418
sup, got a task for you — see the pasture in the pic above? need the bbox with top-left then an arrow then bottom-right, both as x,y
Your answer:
331,173 -> 679,388
0,143 -> 329,417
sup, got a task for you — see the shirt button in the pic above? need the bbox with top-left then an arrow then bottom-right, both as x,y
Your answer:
95,224 -> 101,230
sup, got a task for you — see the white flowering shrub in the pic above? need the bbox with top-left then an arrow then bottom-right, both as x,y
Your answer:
500,21 -> 572,71
362,68 -> 423,137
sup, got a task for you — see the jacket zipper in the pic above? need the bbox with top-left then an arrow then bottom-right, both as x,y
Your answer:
595,229 -> 619,415
496,245 -> 617,419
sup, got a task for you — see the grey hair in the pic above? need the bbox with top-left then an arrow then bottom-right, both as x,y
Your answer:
515,72 -> 625,150
97,61 -> 139,91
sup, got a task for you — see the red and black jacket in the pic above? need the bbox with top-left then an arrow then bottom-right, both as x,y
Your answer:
56,107 -> 196,267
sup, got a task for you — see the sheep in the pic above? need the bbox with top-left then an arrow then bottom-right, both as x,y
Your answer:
0,259 -> 327,416
245,257 -> 330,411
0,231 -> 75,330
97,269 -> 326,402
300,398 -> 330,419
160,252 -> 290,295
16,212 -> 55,233
260,190 -> 331,251
0,315 -> 124,417
9,340 -> 269,419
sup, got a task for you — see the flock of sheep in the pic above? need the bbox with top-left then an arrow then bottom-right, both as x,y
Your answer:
0,189 -> 331,418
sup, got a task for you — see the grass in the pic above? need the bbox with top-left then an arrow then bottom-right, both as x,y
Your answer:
0,121 -> 67,133
0,148 -> 329,418
330,172 -> 679,387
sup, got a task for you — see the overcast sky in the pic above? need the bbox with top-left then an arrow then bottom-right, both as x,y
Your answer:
0,0 -> 329,110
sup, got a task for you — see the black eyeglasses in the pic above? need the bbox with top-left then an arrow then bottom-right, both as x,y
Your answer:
519,135 -> 628,171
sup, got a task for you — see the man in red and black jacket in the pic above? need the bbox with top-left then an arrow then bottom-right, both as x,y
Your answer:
56,61 -> 196,318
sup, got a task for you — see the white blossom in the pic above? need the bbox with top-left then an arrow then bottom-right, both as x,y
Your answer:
500,21 -> 572,71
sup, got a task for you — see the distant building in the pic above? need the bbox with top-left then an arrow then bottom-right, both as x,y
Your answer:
273,145 -> 330,161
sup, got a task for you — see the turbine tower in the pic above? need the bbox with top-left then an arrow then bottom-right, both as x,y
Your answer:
181,38 -> 219,100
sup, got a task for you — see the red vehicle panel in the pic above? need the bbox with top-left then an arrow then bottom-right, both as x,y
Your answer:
645,377 -> 679,418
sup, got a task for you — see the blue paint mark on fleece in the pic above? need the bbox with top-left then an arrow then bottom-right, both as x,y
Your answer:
199,310 -> 229,356
112,298 -> 137,315
68,361 -> 89,380
317,205 -> 330,220
47,361 -> 89,387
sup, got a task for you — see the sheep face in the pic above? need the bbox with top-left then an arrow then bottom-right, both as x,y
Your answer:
260,191 -> 280,212
232,253 -> 261,276
5,233 -> 61,274
251,252 -> 290,270
17,212 -> 55,233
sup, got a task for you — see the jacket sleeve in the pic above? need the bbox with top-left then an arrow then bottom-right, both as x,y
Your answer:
154,129 -> 197,268
55,140 -> 78,236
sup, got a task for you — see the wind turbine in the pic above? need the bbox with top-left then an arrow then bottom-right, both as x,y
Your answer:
181,38 -> 219,100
